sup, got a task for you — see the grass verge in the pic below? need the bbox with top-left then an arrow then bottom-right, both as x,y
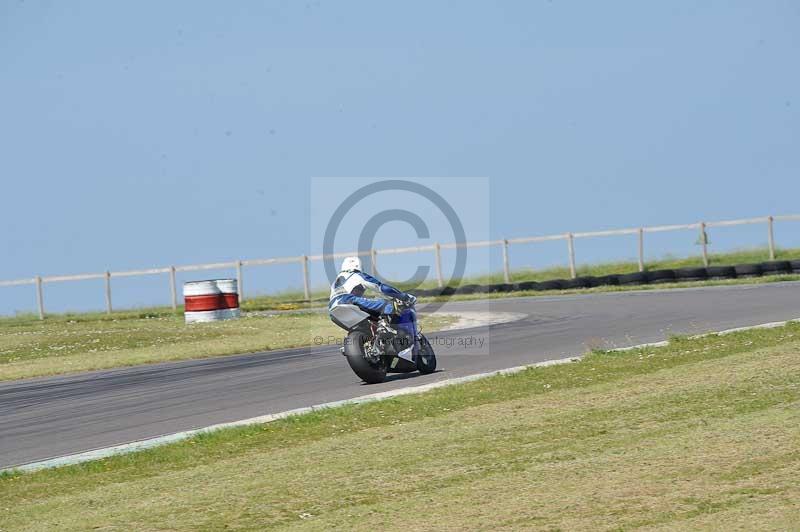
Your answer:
2,322 -> 799,530
0,312 -> 456,382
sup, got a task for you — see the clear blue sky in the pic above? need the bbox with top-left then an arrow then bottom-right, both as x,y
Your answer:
1,1 -> 799,314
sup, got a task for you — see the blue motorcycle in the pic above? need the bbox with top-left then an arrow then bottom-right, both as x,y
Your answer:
330,296 -> 437,384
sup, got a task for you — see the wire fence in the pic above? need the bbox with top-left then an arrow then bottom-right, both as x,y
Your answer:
3,214 -> 799,319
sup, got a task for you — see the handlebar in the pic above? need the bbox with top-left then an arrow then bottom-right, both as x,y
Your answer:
394,295 -> 417,309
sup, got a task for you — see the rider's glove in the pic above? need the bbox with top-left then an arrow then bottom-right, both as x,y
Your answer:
403,294 -> 417,306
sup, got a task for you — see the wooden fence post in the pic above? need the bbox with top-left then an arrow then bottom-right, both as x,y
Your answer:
638,228 -> 645,272
104,271 -> 112,314
302,256 -> 311,301
767,216 -> 776,260
700,223 -> 709,267
170,267 -> 178,310
36,276 -> 44,320
236,260 -> 244,302
567,233 -> 576,279
434,243 -> 444,288
502,239 -> 511,283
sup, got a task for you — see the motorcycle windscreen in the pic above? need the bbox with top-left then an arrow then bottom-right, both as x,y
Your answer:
391,308 -> 417,339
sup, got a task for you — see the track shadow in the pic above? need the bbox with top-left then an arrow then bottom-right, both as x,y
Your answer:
380,369 -> 443,383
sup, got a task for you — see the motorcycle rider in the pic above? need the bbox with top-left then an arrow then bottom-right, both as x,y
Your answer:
328,256 -> 416,318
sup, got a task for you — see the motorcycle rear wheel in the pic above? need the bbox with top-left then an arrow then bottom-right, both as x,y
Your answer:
344,330 -> 387,384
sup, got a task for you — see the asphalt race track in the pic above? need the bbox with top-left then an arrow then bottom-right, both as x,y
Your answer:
2,282 -> 799,469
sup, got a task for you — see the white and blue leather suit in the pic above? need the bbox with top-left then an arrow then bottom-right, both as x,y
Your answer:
329,269 -> 413,317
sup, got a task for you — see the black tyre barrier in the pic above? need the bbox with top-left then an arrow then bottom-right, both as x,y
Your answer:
582,276 -> 603,288
706,266 -> 737,279
593,274 -> 620,286
414,260 -> 796,300
487,283 -> 513,293
537,280 -> 565,291
760,261 -> 792,275
562,277 -> 592,289
734,263 -> 762,277
646,269 -> 676,283
455,284 -> 480,295
674,267 -> 708,281
439,286 -> 457,296
618,272 -> 648,285
417,286 -> 456,297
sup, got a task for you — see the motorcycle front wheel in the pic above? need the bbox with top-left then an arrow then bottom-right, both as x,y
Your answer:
416,334 -> 437,374
344,330 -> 387,384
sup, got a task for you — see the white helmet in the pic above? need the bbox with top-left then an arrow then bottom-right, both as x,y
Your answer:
340,256 -> 362,272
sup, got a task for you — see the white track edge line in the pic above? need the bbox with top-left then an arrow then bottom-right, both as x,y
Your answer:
608,318 -> 800,351
6,316 -> 800,474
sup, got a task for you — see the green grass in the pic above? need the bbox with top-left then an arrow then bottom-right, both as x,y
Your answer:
0,312 -> 456,381
2,323 -> 799,530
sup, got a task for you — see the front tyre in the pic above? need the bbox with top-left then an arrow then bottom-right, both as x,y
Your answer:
416,334 -> 437,374
344,330 -> 387,384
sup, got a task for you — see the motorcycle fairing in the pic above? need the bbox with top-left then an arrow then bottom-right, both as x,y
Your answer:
329,302 -> 370,330
392,308 -> 418,361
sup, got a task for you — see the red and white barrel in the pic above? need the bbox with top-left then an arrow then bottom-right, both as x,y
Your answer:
183,279 -> 240,323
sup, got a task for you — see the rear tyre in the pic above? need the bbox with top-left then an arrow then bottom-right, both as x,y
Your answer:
344,330 -> 387,384
416,334 -> 437,374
